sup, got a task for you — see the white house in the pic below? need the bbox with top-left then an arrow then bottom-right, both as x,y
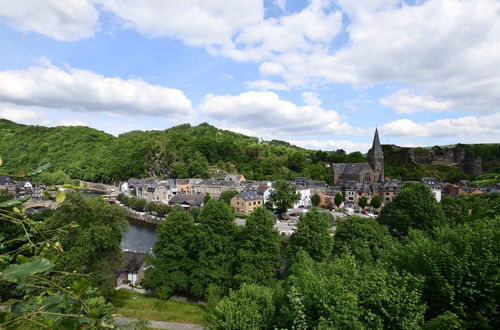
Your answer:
293,186 -> 311,208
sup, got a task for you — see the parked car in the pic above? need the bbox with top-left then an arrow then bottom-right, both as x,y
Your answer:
289,212 -> 299,217
280,214 -> 289,220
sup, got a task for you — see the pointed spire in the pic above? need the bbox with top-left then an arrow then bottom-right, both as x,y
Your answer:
372,128 -> 383,153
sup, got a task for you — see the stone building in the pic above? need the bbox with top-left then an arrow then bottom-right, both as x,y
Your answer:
231,190 -> 263,216
331,129 -> 384,185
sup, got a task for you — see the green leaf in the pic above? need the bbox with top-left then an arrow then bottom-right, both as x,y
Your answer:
1,258 -> 54,282
71,278 -> 91,296
0,196 -> 30,208
0,157 -> 3,167
55,191 -> 66,204
27,163 -> 51,176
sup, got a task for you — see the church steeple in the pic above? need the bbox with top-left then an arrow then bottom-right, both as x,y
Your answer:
372,128 -> 383,154
369,128 -> 384,182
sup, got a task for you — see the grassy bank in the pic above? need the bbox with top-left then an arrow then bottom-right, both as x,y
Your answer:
110,289 -> 207,325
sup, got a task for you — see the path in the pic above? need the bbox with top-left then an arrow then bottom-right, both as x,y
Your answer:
114,316 -> 205,329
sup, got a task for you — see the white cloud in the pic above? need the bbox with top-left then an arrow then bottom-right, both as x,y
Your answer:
245,80 -> 289,91
0,0 -> 98,41
259,62 -> 285,76
199,91 -> 356,137
0,107 -> 44,122
0,62 -> 192,118
290,139 -> 371,153
272,0 -> 500,114
301,92 -> 322,107
57,119 -> 87,126
380,89 -> 453,114
381,113 -> 500,139
97,0 -> 263,51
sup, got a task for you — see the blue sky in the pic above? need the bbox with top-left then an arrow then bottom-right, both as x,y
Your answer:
0,0 -> 499,152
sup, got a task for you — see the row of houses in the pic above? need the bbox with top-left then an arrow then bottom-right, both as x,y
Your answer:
119,173 -> 499,217
0,175 -> 45,199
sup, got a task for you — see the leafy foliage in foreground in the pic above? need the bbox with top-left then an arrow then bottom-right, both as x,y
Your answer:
0,165 -> 122,328
45,193 -> 128,298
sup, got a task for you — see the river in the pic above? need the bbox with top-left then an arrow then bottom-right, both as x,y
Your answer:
82,190 -> 157,254
121,217 -> 157,254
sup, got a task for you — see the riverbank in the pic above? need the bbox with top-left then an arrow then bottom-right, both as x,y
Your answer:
115,201 -> 165,225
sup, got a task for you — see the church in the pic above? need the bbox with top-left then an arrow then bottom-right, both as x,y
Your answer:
331,129 -> 384,185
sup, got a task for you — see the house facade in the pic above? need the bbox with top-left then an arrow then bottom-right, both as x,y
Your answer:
231,191 -> 263,216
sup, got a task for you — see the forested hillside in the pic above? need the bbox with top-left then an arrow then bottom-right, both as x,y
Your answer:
0,119 -> 366,184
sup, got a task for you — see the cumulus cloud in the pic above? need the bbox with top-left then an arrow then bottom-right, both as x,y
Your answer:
245,80 -> 289,91
0,107 -> 44,122
381,113 -> 500,139
0,0 -> 98,41
380,89 -> 453,114
0,62 -> 192,118
290,139 -> 371,153
97,0 -> 263,51
199,91 -> 356,137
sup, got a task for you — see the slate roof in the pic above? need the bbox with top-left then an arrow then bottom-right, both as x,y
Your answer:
341,163 -> 372,175
372,128 -> 383,153
168,193 -> 204,206
236,190 -> 262,202
0,175 -> 15,185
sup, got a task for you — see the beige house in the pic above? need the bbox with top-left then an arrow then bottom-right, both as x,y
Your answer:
231,191 -> 263,216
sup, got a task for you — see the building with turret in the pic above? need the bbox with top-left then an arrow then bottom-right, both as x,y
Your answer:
331,129 -> 384,185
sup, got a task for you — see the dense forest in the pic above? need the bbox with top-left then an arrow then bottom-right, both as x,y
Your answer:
0,119 -> 368,184
2,119 -> 499,185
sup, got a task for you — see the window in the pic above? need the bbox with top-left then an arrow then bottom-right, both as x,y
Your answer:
385,198 -> 390,201
253,201 -> 256,205
385,192 -> 390,195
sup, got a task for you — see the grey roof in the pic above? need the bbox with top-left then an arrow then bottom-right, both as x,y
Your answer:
0,175 -> 15,185
342,163 -> 372,175
236,190 -> 262,202
168,193 -> 204,206
372,128 -> 383,153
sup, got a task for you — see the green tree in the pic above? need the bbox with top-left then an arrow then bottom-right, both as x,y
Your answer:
235,207 -> 280,285
358,196 -> 368,209
190,199 -> 237,298
144,210 -> 197,299
378,182 -> 446,236
204,194 -> 212,204
155,203 -> 170,217
287,151 -> 306,172
134,198 -> 147,212
145,201 -> 156,214
334,192 -> 344,208
46,193 -> 127,298
286,252 -> 425,329
220,189 -> 238,204
287,208 -> 333,263
383,218 -> 499,328
189,205 -> 201,222
333,216 -> 390,261
370,195 -> 381,209
128,196 -> 138,209
209,283 -> 276,330
311,193 -> 321,207
441,194 -> 500,225
269,181 -> 300,216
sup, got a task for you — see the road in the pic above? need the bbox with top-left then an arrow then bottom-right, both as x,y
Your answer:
115,317 -> 205,329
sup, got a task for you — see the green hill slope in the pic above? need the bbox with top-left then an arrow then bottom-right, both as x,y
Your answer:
0,120 -> 365,184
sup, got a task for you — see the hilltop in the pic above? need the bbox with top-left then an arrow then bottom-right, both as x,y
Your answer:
0,119 -> 365,184
1,119 -> 498,184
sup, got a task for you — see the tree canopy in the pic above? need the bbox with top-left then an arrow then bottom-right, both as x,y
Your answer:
269,181 -> 300,215
377,182 -> 446,236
